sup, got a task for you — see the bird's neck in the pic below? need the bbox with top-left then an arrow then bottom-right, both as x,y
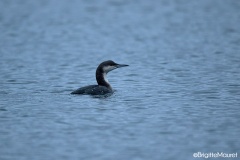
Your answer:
96,70 -> 112,90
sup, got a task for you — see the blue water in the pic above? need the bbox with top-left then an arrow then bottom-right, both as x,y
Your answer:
0,0 -> 240,160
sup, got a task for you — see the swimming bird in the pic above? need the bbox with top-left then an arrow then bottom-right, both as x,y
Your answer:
71,60 -> 128,95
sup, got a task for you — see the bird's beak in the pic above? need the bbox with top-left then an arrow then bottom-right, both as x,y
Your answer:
116,64 -> 129,68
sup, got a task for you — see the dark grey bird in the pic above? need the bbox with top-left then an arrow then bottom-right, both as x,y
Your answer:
71,60 -> 128,95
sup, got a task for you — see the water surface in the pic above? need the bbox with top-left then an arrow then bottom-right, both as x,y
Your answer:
0,0 -> 240,160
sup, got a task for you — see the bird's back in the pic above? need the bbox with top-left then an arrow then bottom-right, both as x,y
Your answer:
71,85 -> 112,95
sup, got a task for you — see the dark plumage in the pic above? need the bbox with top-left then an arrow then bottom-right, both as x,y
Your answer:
71,60 -> 128,95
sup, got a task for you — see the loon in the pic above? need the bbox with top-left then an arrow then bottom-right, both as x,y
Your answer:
71,60 -> 128,95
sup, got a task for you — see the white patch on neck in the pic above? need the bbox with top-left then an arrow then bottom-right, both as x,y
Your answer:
103,72 -> 112,90
103,73 -> 109,83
